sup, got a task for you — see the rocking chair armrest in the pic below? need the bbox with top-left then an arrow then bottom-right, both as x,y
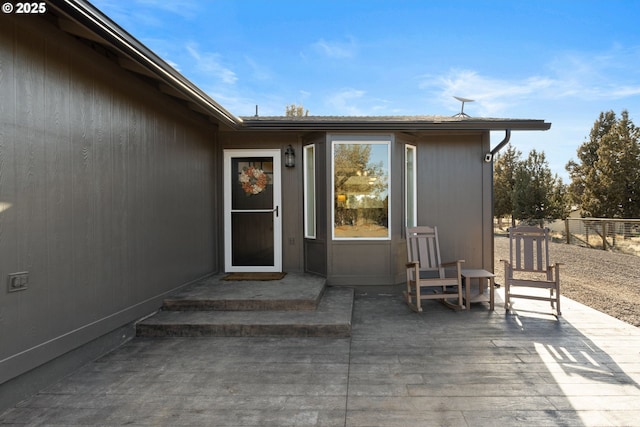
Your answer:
440,260 -> 465,268
548,262 -> 564,272
406,261 -> 420,268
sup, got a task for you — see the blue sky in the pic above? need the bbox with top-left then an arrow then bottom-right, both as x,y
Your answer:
92,0 -> 640,181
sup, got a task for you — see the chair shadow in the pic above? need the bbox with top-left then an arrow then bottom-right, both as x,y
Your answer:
503,304 -> 640,391
352,289 -> 640,426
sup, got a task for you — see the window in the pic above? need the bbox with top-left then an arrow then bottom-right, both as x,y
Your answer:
405,144 -> 417,228
304,144 -> 316,239
332,137 -> 390,239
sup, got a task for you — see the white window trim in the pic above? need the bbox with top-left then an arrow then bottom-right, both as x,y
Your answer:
405,144 -> 417,229
330,134 -> 392,241
303,144 -> 316,239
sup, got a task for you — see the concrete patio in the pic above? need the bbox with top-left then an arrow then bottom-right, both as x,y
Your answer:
1,283 -> 640,426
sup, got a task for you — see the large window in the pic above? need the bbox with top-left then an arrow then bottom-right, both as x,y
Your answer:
332,137 -> 390,239
304,144 -> 316,239
405,144 -> 417,228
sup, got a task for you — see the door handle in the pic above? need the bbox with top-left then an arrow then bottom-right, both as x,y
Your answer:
274,206 -> 279,217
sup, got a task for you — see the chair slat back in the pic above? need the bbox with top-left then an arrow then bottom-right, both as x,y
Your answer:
407,226 -> 443,275
509,226 -> 550,273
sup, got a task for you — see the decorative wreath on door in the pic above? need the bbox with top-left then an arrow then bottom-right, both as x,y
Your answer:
239,166 -> 269,195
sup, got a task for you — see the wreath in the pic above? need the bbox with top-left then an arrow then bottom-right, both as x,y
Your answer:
239,166 -> 269,195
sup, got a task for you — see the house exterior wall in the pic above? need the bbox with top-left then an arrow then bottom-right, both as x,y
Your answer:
325,131 -> 493,286
219,130 -> 493,285
0,15 -> 217,386
303,133 -> 328,276
412,131 -> 493,272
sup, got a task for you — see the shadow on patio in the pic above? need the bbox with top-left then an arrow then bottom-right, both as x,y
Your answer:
348,287 -> 640,426
2,287 -> 640,426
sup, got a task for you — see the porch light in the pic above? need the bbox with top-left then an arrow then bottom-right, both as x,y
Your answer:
284,145 -> 295,167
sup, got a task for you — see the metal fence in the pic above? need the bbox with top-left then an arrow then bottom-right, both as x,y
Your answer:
563,218 -> 640,254
495,217 -> 640,256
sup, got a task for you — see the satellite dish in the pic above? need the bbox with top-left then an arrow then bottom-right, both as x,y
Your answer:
453,96 -> 474,118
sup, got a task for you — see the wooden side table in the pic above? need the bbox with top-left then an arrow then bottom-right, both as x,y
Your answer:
461,269 -> 495,310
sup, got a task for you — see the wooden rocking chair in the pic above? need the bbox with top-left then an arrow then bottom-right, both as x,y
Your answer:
502,226 -> 561,315
405,226 -> 465,312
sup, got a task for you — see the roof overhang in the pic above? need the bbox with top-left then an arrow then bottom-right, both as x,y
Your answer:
44,1 -> 551,135
238,116 -> 551,132
47,0 -> 242,130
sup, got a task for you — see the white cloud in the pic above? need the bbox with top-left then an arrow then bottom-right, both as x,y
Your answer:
312,37 -> 357,59
420,69 -> 557,116
420,50 -> 640,118
243,56 -> 271,81
325,88 -> 366,115
186,43 -> 237,85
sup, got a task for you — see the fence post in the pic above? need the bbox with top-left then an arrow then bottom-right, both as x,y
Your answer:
587,221 -> 591,246
565,219 -> 570,244
602,221 -> 607,250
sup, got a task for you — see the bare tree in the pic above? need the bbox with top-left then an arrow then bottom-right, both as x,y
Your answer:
285,104 -> 309,117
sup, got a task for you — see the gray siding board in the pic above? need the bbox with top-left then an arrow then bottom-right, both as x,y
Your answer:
303,133 -> 327,276
1,16 -> 217,384
416,134 -> 485,269
326,132 -> 491,285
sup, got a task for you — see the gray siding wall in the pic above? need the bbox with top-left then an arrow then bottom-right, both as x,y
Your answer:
326,131 -> 492,286
414,132 -> 492,271
303,133 -> 327,276
325,133 -> 404,286
0,16 -> 217,384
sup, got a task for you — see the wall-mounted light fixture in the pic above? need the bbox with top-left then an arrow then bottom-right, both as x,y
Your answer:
284,145 -> 295,167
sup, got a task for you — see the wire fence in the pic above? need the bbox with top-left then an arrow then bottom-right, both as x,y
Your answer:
495,217 -> 640,256
563,218 -> 640,254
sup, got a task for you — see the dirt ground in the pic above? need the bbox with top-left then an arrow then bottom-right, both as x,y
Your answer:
494,235 -> 640,327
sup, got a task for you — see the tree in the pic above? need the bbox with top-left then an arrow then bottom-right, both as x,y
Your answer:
566,110 -> 616,213
285,104 -> 309,117
566,110 -> 640,217
494,146 -> 568,227
512,149 -> 566,225
333,144 -> 388,227
493,144 -> 521,227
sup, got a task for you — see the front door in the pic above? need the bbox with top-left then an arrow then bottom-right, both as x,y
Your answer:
223,149 -> 282,272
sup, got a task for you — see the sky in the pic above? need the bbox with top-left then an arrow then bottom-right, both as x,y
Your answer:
91,0 -> 640,181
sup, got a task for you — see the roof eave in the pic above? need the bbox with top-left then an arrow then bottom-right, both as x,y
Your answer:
238,118 -> 552,132
49,0 -> 243,129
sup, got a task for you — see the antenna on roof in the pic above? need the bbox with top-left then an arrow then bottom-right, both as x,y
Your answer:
453,96 -> 474,118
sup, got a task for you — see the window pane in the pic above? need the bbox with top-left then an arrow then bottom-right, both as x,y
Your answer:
231,212 -> 274,266
231,158 -> 273,210
304,145 -> 316,239
405,145 -> 417,228
333,141 -> 389,239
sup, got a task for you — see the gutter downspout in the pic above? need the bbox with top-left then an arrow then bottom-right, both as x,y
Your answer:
489,129 -> 511,157
487,129 -> 510,276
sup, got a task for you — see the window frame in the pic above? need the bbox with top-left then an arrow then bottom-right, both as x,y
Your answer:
405,144 -> 417,229
303,144 -> 316,239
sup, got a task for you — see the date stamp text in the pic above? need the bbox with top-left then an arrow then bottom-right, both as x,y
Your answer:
3,2 -> 47,14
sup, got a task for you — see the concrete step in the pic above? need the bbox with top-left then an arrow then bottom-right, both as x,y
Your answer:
161,273 -> 326,311
136,286 -> 354,338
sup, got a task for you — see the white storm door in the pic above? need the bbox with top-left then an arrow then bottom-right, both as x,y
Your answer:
224,149 -> 282,272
